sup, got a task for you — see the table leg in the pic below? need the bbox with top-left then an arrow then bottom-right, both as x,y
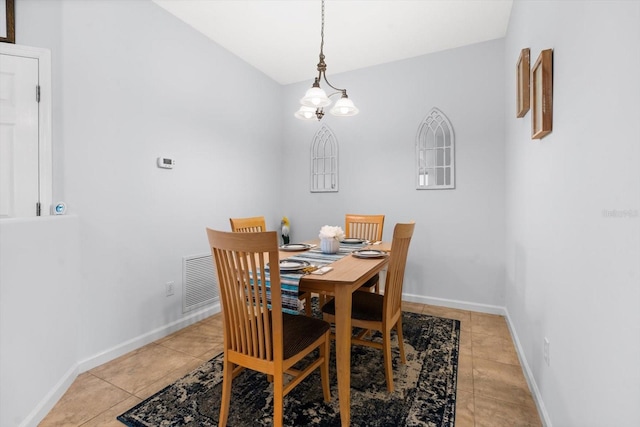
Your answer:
334,285 -> 352,426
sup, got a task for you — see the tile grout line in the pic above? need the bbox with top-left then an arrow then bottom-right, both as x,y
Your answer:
78,372 -> 136,427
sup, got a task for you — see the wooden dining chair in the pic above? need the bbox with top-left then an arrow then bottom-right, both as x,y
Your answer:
207,229 -> 331,427
321,221 -> 415,393
230,216 -> 312,316
346,213 -> 385,294
229,216 -> 267,233
345,213 -> 385,242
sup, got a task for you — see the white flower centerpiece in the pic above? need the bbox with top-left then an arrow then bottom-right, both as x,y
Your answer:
318,225 -> 345,254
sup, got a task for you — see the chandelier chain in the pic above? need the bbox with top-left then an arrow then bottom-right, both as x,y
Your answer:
319,0 -> 325,62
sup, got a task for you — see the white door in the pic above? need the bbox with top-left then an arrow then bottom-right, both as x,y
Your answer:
0,54 -> 40,217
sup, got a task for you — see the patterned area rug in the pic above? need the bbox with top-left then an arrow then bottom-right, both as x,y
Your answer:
118,310 -> 459,427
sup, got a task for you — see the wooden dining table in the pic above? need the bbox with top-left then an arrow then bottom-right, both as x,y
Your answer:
278,242 -> 390,426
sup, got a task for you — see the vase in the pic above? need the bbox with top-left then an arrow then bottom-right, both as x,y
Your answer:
320,238 -> 340,254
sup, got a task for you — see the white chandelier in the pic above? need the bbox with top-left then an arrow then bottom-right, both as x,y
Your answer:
294,0 -> 359,121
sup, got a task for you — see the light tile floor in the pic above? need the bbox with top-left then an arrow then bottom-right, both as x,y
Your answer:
39,302 -> 542,426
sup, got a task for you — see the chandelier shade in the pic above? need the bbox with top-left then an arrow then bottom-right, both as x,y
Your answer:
295,0 -> 359,121
301,83 -> 331,108
330,94 -> 359,116
294,106 -> 318,120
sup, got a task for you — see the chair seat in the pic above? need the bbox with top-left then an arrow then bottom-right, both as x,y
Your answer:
281,313 -> 330,359
321,291 -> 384,322
358,273 -> 379,289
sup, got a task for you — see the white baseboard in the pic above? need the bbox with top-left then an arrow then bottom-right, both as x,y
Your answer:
20,364 -> 79,427
78,302 -> 221,372
402,292 -> 506,315
504,307 -> 552,427
26,302 -> 221,427
403,292 -> 551,427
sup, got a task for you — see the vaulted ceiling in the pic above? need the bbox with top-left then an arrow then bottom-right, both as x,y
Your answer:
153,0 -> 513,85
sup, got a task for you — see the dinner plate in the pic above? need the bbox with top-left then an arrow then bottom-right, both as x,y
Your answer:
279,243 -> 313,252
351,249 -> 388,259
341,238 -> 366,244
275,259 -> 311,271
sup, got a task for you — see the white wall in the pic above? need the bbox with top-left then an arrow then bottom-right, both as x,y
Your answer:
504,1 -> 640,425
58,0 -> 284,362
282,39 -> 506,309
0,216 -> 80,427
1,1 -> 285,425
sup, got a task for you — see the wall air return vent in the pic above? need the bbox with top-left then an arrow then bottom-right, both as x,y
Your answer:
182,254 -> 218,313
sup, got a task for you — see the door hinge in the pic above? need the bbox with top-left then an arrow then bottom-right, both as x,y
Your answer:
36,202 -> 41,216
36,85 -> 41,103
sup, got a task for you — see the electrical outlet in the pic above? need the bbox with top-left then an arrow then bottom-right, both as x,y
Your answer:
166,281 -> 175,297
543,337 -> 550,366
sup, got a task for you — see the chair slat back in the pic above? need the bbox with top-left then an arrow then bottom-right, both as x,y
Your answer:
229,216 -> 267,233
345,214 -> 385,242
207,229 -> 283,362
383,222 -> 415,318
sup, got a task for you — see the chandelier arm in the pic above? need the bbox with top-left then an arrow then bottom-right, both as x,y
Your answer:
320,71 -> 346,94
322,73 -> 347,96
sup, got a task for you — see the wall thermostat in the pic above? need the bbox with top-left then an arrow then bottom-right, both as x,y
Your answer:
53,202 -> 67,215
157,157 -> 175,169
